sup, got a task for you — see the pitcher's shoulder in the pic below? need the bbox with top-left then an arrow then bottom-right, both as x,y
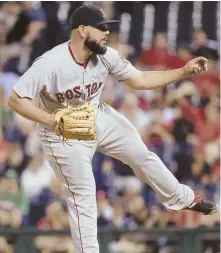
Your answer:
102,46 -> 119,60
98,46 -> 120,70
33,42 -> 69,67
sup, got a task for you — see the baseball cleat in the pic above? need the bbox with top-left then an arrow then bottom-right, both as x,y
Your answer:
185,192 -> 218,215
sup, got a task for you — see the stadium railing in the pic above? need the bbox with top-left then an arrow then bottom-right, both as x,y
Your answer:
0,226 -> 220,253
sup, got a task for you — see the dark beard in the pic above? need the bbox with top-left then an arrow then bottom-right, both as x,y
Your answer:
84,39 -> 107,55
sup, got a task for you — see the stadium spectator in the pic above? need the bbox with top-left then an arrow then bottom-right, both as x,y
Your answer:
190,29 -> 218,56
35,200 -> 73,253
167,44 -> 194,69
20,152 -> 54,225
137,33 -> 172,70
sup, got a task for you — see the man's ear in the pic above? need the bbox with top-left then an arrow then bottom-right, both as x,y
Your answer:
78,25 -> 87,39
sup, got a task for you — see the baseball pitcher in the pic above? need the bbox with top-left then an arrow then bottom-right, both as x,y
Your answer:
8,4 -> 218,253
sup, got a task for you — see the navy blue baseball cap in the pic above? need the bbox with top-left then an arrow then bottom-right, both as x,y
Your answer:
69,4 -> 119,30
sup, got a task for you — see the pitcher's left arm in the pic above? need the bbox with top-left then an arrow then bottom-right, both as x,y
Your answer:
124,57 -> 208,90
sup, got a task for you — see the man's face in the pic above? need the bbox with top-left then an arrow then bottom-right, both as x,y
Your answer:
84,24 -> 109,55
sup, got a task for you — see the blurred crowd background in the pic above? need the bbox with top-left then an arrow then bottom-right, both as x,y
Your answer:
0,1 -> 220,253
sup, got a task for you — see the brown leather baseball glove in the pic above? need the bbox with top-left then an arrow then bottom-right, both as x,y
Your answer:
52,104 -> 96,141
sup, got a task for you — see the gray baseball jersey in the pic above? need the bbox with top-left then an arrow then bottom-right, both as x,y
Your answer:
13,41 -> 136,120
13,41 -> 194,253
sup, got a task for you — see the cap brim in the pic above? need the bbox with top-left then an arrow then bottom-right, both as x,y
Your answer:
98,20 -> 120,25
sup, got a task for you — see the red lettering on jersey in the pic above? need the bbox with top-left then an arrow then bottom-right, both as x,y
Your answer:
85,84 -> 91,97
73,86 -> 81,98
55,82 -> 103,103
55,93 -> 65,103
65,89 -> 74,100
91,82 -> 97,95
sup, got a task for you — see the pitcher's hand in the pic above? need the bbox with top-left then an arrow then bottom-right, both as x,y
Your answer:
182,56 -> 208,77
